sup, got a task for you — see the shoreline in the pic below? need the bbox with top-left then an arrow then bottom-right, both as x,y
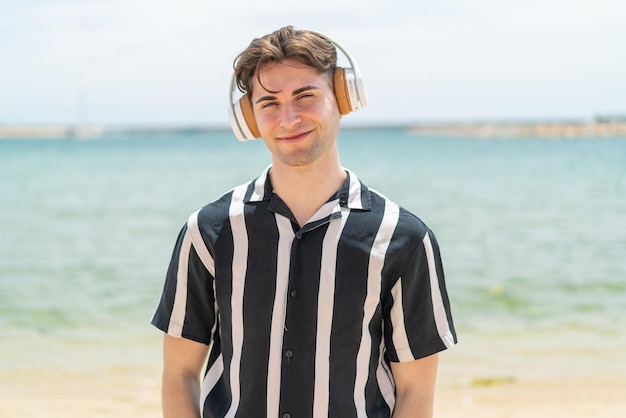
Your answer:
2,120 -> 626,139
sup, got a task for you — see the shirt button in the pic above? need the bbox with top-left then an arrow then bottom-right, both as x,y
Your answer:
282,413 -> 291,418
295,232 -> 302,239
290,289 -> 297,298
284,349 -> 294,360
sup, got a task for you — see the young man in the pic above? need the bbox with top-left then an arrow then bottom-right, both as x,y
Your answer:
152,26 -> 456,418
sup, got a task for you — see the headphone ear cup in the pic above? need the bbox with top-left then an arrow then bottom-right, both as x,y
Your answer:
239,95 -> 261,139
333,67 -> 352,115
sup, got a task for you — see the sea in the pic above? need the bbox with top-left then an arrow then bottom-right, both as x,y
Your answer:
1,127 -> 625,382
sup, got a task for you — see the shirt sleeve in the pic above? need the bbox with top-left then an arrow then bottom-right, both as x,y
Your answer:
151,219 -> 217,345
384,228 -> 457,362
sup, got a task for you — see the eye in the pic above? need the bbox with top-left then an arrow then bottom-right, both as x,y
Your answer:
296,93 -> 316,103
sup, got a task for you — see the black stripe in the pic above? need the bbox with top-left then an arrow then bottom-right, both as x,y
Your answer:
279,222 -> 329,416
236,203 -> 281,415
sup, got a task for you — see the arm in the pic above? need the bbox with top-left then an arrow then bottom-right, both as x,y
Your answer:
161,333 -> 210,418
390,353 -> 439,418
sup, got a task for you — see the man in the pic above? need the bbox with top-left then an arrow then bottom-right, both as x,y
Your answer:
152,26 -> 456,418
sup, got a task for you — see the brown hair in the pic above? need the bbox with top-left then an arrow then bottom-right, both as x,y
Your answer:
233,26 -> 337,96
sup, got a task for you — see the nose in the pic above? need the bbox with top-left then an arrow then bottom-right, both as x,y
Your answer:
279,103 -> 301,128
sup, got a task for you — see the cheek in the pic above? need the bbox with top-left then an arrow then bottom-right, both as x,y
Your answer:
325,95 -> 339,112
254,113 -> 275,136
323,97 -> 342,124
321,95 -> 342,121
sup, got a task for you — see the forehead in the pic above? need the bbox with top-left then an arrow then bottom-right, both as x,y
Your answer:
252,59 -> 332,95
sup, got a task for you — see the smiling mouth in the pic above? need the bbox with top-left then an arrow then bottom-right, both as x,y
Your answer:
278,131 -> 311,141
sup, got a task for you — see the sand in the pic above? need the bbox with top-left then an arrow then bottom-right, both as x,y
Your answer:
434,376 -> 626,417
0,367 -> 161,418
2,365 -> 625,417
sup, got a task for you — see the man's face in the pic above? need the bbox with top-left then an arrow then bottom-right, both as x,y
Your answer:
250,59 -> 342,168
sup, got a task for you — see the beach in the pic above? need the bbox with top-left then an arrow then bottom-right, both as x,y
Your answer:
2,359 -> 625,417
2,329 -> 625,417
435,376 -> 626,417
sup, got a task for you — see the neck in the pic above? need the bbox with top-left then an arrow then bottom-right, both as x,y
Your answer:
269,155 -> 346,226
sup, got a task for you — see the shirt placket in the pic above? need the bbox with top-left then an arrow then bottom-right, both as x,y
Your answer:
278,210 -> 343,418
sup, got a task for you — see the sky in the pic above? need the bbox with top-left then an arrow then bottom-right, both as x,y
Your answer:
1,0 -> 625,127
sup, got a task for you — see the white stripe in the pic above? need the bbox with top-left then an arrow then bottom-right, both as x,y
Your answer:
179,211 -> 218,343
390,280 -> 413,361
308,199 -> 340,223
225,184 -> 249,418
423,232 -> 456,348
188,209 -> 215,276
376,337 -> 395,411
200,353 -> 224,415
167,227 -> 193,336
354,200 -> 399,415
249,166 -> 271,202
266,214 -> 294,418
345,168 -> 363,209
313,209 -> 348,417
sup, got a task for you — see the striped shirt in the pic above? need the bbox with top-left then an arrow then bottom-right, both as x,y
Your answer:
152,166 -> 456,418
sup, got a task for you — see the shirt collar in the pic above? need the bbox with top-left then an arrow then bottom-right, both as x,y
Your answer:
245,165 -> 372,211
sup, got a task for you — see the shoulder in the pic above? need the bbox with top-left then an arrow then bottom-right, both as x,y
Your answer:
397,206 -> 431,241
190,178 -> 256,231
366,188 -> 442,275
368,187 -> 431,238
194,188 -> 234,223
344,170 -> 433,243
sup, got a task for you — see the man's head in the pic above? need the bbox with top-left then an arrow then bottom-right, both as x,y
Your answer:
229,26 -> 367,142
233,26 -> 337,99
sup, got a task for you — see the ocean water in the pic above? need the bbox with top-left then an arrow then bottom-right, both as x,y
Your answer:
1,128 -> 625,379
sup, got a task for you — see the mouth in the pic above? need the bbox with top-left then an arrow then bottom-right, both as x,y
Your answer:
277,130 -> 312,142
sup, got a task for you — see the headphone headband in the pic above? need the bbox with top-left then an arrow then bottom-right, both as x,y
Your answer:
228,30 -> 368,142
318,31 -> 368,111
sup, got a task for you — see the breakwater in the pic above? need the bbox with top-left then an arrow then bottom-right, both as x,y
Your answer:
408,120 -> 626,138
1,120 -> 626,139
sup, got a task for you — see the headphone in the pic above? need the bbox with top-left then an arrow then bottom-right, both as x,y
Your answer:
228,31 -> 368,142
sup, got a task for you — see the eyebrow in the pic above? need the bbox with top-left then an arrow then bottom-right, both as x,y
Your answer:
254,85 -> 319,105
